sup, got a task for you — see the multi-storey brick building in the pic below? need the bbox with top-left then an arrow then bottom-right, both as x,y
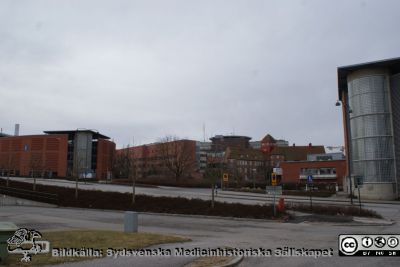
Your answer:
116,139 -> 198,180
210,135 -> 251,151
225,147 -> 267,185
0,130 -> 115,180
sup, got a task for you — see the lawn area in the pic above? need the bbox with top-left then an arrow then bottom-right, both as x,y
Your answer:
5,230 -> 190,266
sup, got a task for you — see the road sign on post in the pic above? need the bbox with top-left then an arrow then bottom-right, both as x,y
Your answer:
266,185 -> 282,217
265,186 -> 282,195
223,173 -> 228,182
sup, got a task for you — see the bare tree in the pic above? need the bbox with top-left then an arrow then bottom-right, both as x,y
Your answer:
5,154 -> 18,187
126,145 -> 137,205
227,160 -> 241,187
74,153 -> 85,200
204,162 -> 222,209
158,136 -> 195,182
114,145 -> 137,204
29,153 -> 43,191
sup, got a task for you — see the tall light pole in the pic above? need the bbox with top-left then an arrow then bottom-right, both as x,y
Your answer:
336,98 -> 354,204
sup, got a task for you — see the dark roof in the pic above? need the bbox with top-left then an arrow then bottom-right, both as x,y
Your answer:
43,130 -> 110,139
338,57 -> 400,101
226,147 -> 265,161
210,135 -> 251,141
0,133 -> 11,137
271,146 -> 325,161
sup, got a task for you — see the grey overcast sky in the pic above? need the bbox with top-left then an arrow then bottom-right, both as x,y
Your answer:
1,0 -> 399,148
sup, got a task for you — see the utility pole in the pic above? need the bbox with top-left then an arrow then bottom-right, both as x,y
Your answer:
336,98 -> 353,204
74,129 -> 79,200
131,137 -> 136,205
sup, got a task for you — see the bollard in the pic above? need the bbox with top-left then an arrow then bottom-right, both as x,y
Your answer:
124,211 -> 138,233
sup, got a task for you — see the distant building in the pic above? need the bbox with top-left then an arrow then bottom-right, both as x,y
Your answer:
225,147 -> 267,185
210,135 -> 251,152
260,134 -> 277,153
307,152 -> 344,161
117,139 -> 198,180
260,134 -> 289,153
249,141 -> 261,149
0,129 -> 115,179
196,141 -> 211,172
269,143 -> 325,168
276,139 -> 289,147
281,159 -> 346,186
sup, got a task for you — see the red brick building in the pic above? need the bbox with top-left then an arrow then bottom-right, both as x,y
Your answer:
0,130 -> 115,179
0,134 -> 68,177
225,147 -> 267,184
116,139 -> 199,180
259,134 -> 325,167
96,138 -> 117,180
280,159 -> 346,186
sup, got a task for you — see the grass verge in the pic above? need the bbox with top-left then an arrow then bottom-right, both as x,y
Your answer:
5,230 -> 189,266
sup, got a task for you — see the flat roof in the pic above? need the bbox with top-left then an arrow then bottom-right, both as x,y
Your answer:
337,57 -> 400,100
210,135 -> 251,141
43,130 -> 110,139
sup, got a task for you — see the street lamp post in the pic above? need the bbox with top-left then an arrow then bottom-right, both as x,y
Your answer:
336,98 -> 354,204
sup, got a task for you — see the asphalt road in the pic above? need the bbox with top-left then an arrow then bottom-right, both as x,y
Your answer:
2,177 -> 400,266
1,205 -> 399,267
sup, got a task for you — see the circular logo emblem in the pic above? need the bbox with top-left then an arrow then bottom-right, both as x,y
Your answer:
341,237 -> 358,254
374,237 -> 386,248
361,237 -> 373,248
387,237 -> 399,248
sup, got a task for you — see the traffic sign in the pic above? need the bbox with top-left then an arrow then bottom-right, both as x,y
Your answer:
266,186 -> 282,195
271,172 -> 277,186
307,175 -> 313,184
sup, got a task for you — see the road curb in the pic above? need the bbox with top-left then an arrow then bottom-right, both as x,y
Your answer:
215,255 -> 244,267
352,216 -> 395,226
11,205 -> 393,227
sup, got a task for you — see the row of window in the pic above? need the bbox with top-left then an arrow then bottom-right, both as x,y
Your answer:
300,168 -> 336,175
236,160 -> 263,167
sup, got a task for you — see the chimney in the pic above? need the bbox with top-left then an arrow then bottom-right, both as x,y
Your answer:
14,124 -> 20,136
309,143 -> 312,147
